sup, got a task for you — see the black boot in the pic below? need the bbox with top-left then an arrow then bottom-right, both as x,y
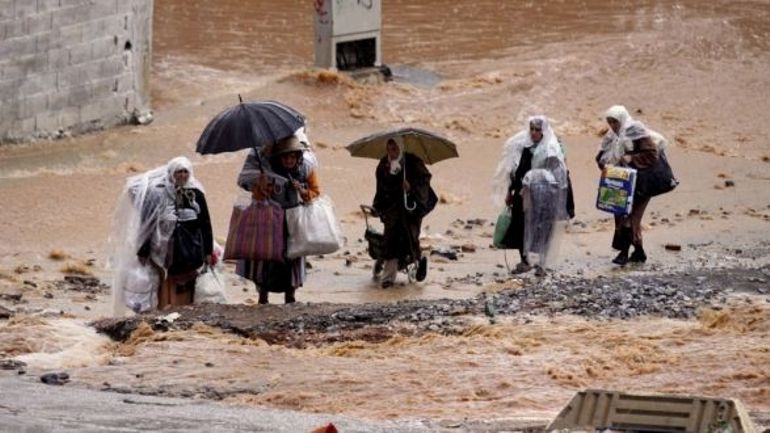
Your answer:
629,243 -> 647,263
258,288 -> 269,304
612,227 -> 632,266
284,288 -> 296,304
612,249 -> 629,265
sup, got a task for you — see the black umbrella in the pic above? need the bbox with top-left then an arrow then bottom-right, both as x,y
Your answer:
195,97 -> 305,155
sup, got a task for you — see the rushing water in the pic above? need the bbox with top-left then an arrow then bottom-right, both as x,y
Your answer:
1,0 -> 770,426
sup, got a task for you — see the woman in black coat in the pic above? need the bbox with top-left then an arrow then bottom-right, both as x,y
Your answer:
372,138 -> 435,288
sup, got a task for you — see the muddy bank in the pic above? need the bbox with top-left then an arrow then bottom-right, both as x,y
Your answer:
92,264 -> 770,349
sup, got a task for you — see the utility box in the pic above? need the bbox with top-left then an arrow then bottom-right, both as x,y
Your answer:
313,0 -> 382,70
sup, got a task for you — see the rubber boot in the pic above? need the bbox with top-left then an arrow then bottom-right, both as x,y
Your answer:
284,287 -> 296,304
629,243 -> 647,263
612,227 -> 632,266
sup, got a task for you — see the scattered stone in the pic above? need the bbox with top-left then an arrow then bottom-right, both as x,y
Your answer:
55,275 -> 108,294
431,249 -> 458,260
91,265 -> 770,350
725,180 -> 735,187
40,372 -> 70,386
0,359 -> 26,370
460,244 -> 476,253
0,305 -> 13,319
665,244 -> 682,251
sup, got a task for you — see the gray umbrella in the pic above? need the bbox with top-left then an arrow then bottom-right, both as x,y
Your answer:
345,126 -> 459,164
195,97 -> 305,155
347,126 -> 459,211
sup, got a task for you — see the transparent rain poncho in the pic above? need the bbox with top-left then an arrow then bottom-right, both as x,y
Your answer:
492,115 -> 570,268
108,157 -> 205,315
521,168 -> 568,266
598,105 -> 668,167
493,115 -> 564,208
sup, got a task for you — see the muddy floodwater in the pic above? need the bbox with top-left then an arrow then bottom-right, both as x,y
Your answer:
1,0 -> 770,431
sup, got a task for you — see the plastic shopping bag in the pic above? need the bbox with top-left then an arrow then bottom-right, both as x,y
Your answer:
194,265 -> 227,304
125,263 -> 159,313
492,207 -> 512,248
285,195 -> 343,259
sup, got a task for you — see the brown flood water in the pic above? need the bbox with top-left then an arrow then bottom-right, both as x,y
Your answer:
2,0 -> 770,427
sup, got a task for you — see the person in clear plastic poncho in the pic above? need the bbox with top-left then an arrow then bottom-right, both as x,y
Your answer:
597,105 -> 665,265
493,115 -> 573,276
109,156 -> 213,315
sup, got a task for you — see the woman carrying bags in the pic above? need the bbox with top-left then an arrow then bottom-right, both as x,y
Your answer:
236,135 -> 320,304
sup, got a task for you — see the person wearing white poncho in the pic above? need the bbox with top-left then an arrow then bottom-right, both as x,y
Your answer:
492,115 -> 573,276
109,156 -> 213,314
597,105 -> 667,265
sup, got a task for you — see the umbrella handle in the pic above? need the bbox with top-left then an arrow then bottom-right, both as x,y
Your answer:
403,163 -> 417,211
404,192 -> 416,211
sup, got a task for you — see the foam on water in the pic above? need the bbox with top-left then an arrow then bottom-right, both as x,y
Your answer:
0,315 -> 114,370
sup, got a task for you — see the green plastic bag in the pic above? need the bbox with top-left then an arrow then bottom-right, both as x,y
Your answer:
492,207 -> 512,248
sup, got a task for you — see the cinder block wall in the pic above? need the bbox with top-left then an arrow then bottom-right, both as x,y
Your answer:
0,0 -> 153,143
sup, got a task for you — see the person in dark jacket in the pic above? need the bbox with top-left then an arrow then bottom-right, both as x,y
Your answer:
372,138 -> 434,288
236,135 -> 321,304
599,120 -> 660,265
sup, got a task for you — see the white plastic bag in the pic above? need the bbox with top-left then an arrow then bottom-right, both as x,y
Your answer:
194,266 -> 227,304
285,195 -> 343,259
125,264 -> 159,313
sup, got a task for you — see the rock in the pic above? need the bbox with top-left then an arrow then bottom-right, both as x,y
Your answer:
40,372 -> 70,385
1,359 -> 26,370
665,244 -> 682,251
0,305 -> 13,319
430,249 -> 458,260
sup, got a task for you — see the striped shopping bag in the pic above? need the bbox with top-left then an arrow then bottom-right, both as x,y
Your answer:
223,200 -> 285,261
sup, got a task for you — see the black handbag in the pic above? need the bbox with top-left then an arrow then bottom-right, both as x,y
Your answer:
167,223 -> 204,275
635,152 -> 678,198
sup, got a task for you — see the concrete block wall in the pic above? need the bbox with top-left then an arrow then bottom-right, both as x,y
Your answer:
0,0 -> 153,143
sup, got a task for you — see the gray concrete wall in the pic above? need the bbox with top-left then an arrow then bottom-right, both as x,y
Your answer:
0,0 -> 153,143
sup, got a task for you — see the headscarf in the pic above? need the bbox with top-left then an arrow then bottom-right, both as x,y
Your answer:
293,126 -> 319,169
387,138 -> 404,175
598,105 -> 635,167
599,105 -> 669,166
492,115 -> 566,207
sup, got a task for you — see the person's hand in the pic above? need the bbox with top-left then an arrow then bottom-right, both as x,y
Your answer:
291,179 -> 307,198
621,155 -> 632,165
402,179 -> 411,192
257,173 -> 269,194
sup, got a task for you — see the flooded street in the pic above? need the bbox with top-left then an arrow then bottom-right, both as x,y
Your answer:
1,0 -> 770,430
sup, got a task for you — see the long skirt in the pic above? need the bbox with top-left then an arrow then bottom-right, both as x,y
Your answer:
236,258 -> 305,292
